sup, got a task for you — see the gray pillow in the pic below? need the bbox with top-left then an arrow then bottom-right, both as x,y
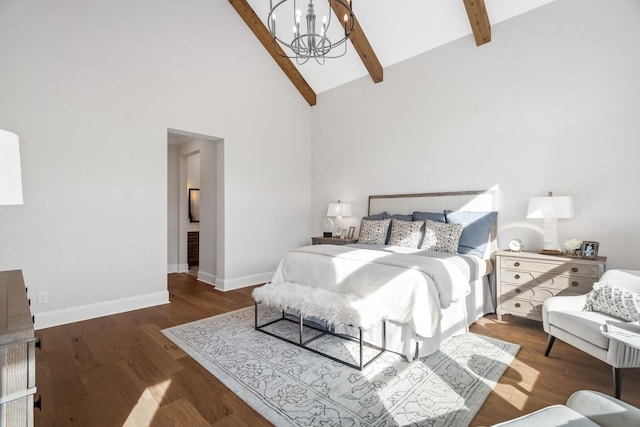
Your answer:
444,210 -> 497,258
363,211 -> 389,220
358,219 -> 391,245
412,211 -> 446,223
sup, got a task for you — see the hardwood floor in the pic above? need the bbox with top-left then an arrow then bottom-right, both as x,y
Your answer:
34,273 -> 640,426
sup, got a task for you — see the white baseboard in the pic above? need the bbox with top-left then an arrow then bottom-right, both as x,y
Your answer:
197,270 -> 216,286
177,263 -> 189,273
34,290 -> 170,330
167,264 -> 178,273
216,271 -> 273,291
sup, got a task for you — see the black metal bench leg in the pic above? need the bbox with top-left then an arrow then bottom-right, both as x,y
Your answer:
613,367 -> 622,399
544,335 -> 556,357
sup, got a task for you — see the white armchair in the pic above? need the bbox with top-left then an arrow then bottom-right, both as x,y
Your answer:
491,390 -> 640,426
542,269 -> 640,398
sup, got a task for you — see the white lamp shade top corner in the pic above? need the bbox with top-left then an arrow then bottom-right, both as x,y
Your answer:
0,129 -> 24,205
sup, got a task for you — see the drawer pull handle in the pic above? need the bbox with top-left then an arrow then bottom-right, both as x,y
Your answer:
572,267 -> 579,273
514,262 -> 520,267
515,289 -> 521,293
515,303 -> 521,308
514,274 -> 520,280
572,281 -> 579,287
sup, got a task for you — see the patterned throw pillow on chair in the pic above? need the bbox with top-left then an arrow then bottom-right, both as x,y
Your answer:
584,282 -> 640,322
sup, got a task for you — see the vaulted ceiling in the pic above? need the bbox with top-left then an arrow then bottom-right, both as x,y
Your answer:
229,0 -> 557,106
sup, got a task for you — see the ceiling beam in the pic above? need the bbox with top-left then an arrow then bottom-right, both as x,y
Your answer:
463,0 -> 491,46
228,0 -> 317,106
330,1 -> 383,83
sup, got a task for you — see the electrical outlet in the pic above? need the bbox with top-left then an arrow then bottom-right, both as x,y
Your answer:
38,291 -> 48,303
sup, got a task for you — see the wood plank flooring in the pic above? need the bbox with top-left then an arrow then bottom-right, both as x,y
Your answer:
34,273 -> 640,426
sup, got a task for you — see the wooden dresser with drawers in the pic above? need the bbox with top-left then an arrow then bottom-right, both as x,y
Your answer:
496,251 -> 606,321
0,270 -> 38,426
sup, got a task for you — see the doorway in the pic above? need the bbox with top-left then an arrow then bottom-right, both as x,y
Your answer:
167,129 -> 224,287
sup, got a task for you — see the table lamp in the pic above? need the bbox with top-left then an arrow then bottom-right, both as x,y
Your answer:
527,191 -> 573,254
326,201 -> 352,238
0,129 -> 23,205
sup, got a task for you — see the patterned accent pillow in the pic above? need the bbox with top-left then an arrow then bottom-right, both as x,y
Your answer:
584,282 -> 640,321
420,220 -> 463,253
388,219 -> 423,248
358,219 -> 391,245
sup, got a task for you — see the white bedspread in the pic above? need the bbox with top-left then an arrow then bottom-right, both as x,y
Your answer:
269,244 -> 472,338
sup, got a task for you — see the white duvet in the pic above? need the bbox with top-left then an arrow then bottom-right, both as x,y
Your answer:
266,244 -> 472,338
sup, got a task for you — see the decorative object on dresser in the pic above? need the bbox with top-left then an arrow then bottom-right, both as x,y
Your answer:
526,191 -> 574,255
563,238 -> 583,256
508,238 -> 524,252
346,225 -> 355,240
321,217 -> 334,237
580,240 -> 599,259
0,270 -> 40,426
311,236 -> 357,245
496,250 -> 606,321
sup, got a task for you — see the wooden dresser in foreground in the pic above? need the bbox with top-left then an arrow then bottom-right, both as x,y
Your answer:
0,270 -> 37,426
496,251 -> 606,322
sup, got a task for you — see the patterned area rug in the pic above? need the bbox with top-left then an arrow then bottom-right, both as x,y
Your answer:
162,307 -> 519,426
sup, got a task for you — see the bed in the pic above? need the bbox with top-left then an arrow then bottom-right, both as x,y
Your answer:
254,189 -> 498,362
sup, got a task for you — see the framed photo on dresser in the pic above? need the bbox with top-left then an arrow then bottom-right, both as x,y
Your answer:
580,241 -> 599,259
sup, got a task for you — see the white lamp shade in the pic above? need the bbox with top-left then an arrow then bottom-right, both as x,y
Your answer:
326,202 -> 352,217
527,195 -> 573,219
0,129 -> 23,205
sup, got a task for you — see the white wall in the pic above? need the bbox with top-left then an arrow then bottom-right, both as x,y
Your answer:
167,144 -> 180,272
0,0 -> 312,328
311,0 -> 640,270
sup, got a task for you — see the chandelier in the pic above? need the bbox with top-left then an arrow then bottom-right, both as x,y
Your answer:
268,0 -> 355,65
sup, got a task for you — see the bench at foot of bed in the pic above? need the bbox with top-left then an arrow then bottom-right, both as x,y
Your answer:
252,282 -> 387,370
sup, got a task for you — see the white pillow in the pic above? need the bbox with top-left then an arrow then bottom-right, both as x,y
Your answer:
357,219 -> 391,245
420,220 -> 463,254
388,219 -> 423,248
584,282 -> 640,322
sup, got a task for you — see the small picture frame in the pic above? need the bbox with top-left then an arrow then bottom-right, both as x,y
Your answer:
347,226 -> 355,240
580,241 -> 599,259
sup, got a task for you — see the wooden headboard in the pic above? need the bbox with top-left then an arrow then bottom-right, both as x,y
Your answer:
368,189 -> 498,216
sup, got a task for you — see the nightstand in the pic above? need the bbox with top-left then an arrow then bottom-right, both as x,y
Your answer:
311,236 -> 358,245
496,250 -> 606,321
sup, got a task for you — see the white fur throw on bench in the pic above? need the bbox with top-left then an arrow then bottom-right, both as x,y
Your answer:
252,282 -> 386,329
